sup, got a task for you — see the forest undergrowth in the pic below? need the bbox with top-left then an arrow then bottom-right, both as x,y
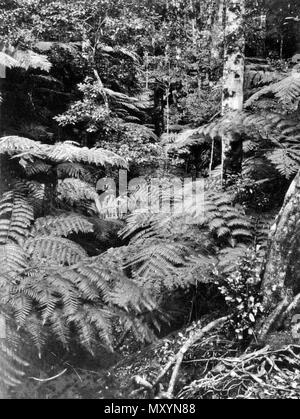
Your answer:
0,0 -> 300,400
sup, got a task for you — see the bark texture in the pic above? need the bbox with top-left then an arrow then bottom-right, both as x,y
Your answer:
221,0 -> 245,176
261,170 -> 300,312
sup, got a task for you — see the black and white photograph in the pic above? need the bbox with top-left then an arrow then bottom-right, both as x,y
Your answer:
0,0 -> 300,402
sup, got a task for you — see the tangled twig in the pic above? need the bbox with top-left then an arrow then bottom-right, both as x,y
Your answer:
152,316 -> 230,399
29,368 -> 68,383
179,344 -> 300,399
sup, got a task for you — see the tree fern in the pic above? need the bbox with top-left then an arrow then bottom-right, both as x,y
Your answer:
116,186 -> 252,294
124,241 -> 186,290
205,192 -> 252,243
24,236 -> 88,266
12,50 -> 52,72
12,181 -> 46,217
57,178 -> 99,207
3,250 -> 158,353
31,214 -> 94,238
0,44 -> 52,73
22,160 -> 52,177
0,52 -> 18,70
0,136 -> 47,158
0,191 -> 159,355
245,67 -> 283,89
217,244 -> 250,273
175,110 -> 300,179
266,147 -> 300,178
48,142 -> 127,168
0,191 -> 34,246
56,162 -> 91,180
0,137 -> 127,168
245,70 -> 300,110
0,244 -> 28,276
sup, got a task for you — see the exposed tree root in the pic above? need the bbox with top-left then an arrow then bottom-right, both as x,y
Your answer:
258,296 -> 291,343
131,316 -> 230,399
179,344 -> 300,399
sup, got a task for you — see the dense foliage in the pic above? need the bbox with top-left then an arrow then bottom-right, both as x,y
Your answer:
0,0 -> 300,400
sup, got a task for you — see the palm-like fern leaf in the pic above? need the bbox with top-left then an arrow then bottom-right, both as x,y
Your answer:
32,214 -> 94,237
57,178 -> 99,205
125,241 -> 186,286
0,244 -> 28,277
24,236 -> 88,266
12,50 -> 52,72
0,137 -> 127,168
266,147 -> 300,178
0,52 -> 18,69
0,192 -> 34,245
48,142 -> 127,168
22,160 -> 52,177
245,71 -> 300,109
0,136 -> 47,158
12,181 -> 46,217
56,162 -> 91,180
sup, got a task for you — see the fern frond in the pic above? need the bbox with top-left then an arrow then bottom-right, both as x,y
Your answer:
218,245 -> 249,273
244,60 -> 284,89
111,279 -> 156,313
0,137 -> 127,169
57,178 -> 98,205
0,191 -> 34,245
8,295 -> 33,327
0,52 -> 18,69
117,311 -> 156,343
245,71 -> 300,109
175,111 -> 300,148
124,241 -> 186,288
23,314 -> 46,356
32,214 -> 94,237
0,136 -> 47,159
12,181 -> 46,217
0,244 -> 28,276
48,142 -> 127,168
266,147 -> 300,178
205,192 -> 252,244
79,305 -> 112,348
245,69 -> 283,88
173,254 -> 216,286
23,160 -> 52,177
24,236 -> 88,266
56,162 -> 91,180
12,50 -> 52,72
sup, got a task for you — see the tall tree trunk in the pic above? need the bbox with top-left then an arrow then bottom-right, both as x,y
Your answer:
257,11 -> 267,58
261,170 -> 300,313
293,20 -> 300,55
211,0 -> 225,64
221,0 -> 245,178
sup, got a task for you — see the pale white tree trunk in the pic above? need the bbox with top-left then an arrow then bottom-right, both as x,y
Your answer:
221,0 -> 246,177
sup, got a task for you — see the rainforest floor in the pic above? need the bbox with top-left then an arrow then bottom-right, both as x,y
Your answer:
9,314 -> 300,400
